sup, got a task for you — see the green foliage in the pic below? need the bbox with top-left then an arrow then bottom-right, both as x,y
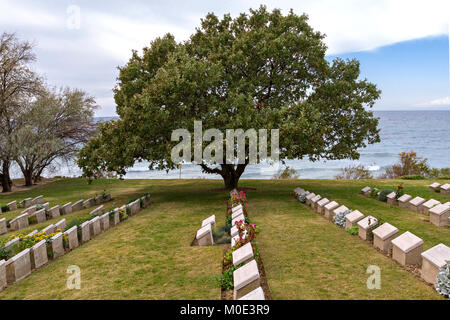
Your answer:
334,209 -> 352,228
28,215 -> 37,225
335,164 -> 373,180
401,175 -> 425,180
345,225 -> 358,236
1,205 -> 8,212
298,194 -> 307,203
0,246 -> 13,260
370,187 -> 379,198
273,166 -> 299,180
378,189 -> 394,202
77,6 -> 381,190
217,264 -> 242,290
435,261 -> 450,298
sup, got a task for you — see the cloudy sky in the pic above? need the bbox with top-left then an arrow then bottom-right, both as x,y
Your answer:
0,0 -> 449,116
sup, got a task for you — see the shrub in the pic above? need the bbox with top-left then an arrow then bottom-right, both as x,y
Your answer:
273,166 -> 299,180
28,216 -> 37,225
1,205 -> 9,212
119,208 -> 128,221
298,194 -> 307,203
435,261 -> 450,298
36,204 -> 44,210
0,246 -> 13,260
378,189 -> 394,202
334,209 -> 352,228
335,164 -> 373,180
346,225 -> 358,236
401,175 -> 425,180
370,188 -> 379,198
217,264 -> 241,290
395,185 -> 404,199
380,151 -> 431,179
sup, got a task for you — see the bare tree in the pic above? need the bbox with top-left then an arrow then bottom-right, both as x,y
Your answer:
0,32 -> 41,192
12,87 -> 98,186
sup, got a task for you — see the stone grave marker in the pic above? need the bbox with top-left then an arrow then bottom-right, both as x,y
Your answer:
49,233 -> 64,259
391,231 -> 424,266
233,259 -> 260,300
408,196 -> 426,213
201,215 -> 216,228
345,210 -> 364,229
238,287 -> 265,300
100,213 -> 110,232
429,204 -> 450,227
420,199 -> 440,215
372,222 -> 399,254
59,202 -> 72,215
64,226 -> 79,250
421,243 -> 450,284
398,194 -> 412,208
71,200 -> 84,212
361,186 -> 371,196
196,223 -> 214,246
7,201 -> 17,211
316,198 -> 330,215
429,182 -> 441,192
49,206 -> 60,219
232,242 -> 254,266
324,201 -> 339,220
30,240 -> 48,270
5,249 -> 31,284
357,216 -> 378,241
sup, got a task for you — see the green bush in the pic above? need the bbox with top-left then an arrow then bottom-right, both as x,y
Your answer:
378,189 -> 394,202
1,205 -> 9,212
217,264 -> 242,290
401,175 -> 426,180
370,188 -> 379,198
345,225 -> 358,236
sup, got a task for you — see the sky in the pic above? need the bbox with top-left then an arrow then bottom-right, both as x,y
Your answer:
0,0 -> 449,116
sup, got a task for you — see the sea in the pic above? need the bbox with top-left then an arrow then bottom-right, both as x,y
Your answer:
10,110 -> 450,180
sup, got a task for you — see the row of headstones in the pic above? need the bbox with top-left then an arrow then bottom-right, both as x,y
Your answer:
1,194 -> 112,235
0,195 -> 45,214
228,190 -> 264,300
361,186 -> 450,227
429,182 -> 450,194
294,187 -> 450,288
194,193 -> 265,300
228,202 -> 264,300
0,194 -> 151,292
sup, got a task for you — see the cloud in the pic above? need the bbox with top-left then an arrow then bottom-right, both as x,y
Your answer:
427,97 -> 450,106
0,0 -> 449,116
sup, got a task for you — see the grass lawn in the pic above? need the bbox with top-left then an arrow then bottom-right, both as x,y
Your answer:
0,178 -> 448,299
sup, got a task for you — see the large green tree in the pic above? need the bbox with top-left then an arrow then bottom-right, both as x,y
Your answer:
78,6 -> 381,190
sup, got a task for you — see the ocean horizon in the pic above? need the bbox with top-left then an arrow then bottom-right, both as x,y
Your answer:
11,110 -> 450,180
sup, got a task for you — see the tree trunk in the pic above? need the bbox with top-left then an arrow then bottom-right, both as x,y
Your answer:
223,172 -> 239,190
1,161 -> 12,193
221,163 -> 247,191
24,170 -> 33,187
199,162 -> 248,191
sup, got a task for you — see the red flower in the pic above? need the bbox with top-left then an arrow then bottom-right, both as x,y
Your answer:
397,185 -> 403,189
